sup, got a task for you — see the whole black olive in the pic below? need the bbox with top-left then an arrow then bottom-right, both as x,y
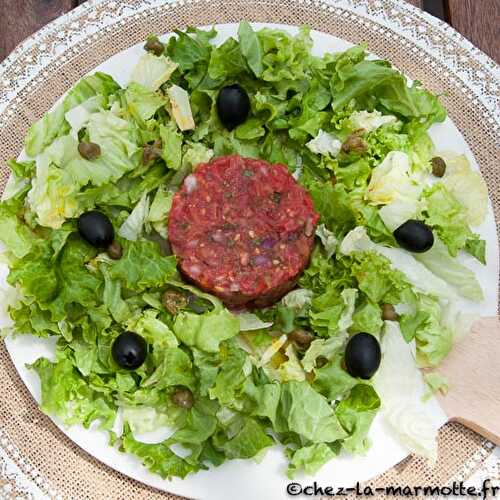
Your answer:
216,84 -> 250,130
345,332 -> 381,380
393,219 -> 434,253
112,331 -> 147,370
78,211 -> 115,248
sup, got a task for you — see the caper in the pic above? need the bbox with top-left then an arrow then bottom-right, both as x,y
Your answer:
316,355 -> 328,368
171,387 -> 194,409
288,329 -> 314,347
142,139 -> 162,165
107,240 -> 123,260
144,38 -> 164,56
381,303 -> 398,321
78,141 -> 101,161
431,156 -> 446,177
162,289 -> 188,315
341,133 -> 367,154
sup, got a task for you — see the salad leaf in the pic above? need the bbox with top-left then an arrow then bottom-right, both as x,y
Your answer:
340,227 -> 454,300
221,417 -> 273,459
159,122 -> 183,170
366,151 -> 422,205
350,110 -> 397,132
276,381 -> 348,443
439,152 -> 488,227
287,443 -> 336,479
421,183 -> 471,257
313,354 -> 358,401
130,53 -> 178,91
301,335 -> 345,373
336,384 -> 380,454
122,429 -> 199,479
414,237 -> 483,302
124,82 -> 167,122
0,202 -> 35,259
25,104 -> 69,157
174,298 -> 240,353
464,236 -> 486,265
238,22 -> 264,77
373,321 -> 440,461
109,240 -> 177,291
63,72 -> 121,110
30,357 -> 115,429
118,193 -> 150,241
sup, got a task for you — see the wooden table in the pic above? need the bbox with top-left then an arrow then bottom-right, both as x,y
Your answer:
0,0 -> 498,63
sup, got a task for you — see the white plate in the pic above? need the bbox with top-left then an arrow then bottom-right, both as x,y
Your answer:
2,23 -> 498,500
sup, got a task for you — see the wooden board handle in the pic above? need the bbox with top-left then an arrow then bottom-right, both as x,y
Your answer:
436,317 -> 500,446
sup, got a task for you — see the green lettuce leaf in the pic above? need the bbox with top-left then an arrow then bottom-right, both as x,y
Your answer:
173,297 -> 240,353
130,53 -> 178,91
335,384 -> 380,454
30,357 -> 115,429
421,183 -> 472,257
109,239 -> 177,291
238,21 -> 264,77
313,354 -> 358,401
124,82 -> 167,122
122,428 -> 199,479
221,417 -> 273,459
276,381 -> 348,443
287,443 -> 336,478
414,237 -> 483,301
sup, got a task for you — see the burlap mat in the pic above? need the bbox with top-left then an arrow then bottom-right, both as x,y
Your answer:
0,0 -> 498,498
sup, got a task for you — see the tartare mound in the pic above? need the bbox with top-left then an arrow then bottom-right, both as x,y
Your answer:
168,155 -> 319,307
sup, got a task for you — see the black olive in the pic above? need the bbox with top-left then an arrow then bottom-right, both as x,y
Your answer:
171,387 -> 194,409
345,332 -> 381,380
112,331 -> 147,370
77,211 -> 115,248
394,219 -> 434,253
216,84 -> 250,130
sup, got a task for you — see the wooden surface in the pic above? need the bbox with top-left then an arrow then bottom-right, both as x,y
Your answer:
0,0 -> 498,63
437,317 -> 500,446
448,0 -> 500,63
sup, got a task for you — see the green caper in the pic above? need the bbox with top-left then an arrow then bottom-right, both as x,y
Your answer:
431,156 -> 446,177
142,139 -> 162,165
341,132 -> 367,154
381,303 -> 398,321
162,289 -> 188,315
78,141 -> 101,161
144,38 -> 164,56
288,329 -> 314,347
171,387 -> 194,409
316,355 -> 328,368
107,240 -> 123,260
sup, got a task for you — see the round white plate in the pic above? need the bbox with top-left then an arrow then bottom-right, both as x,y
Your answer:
2,23 -> 498,500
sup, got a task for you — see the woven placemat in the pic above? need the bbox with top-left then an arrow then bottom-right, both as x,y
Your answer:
0,0 -> 498,498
